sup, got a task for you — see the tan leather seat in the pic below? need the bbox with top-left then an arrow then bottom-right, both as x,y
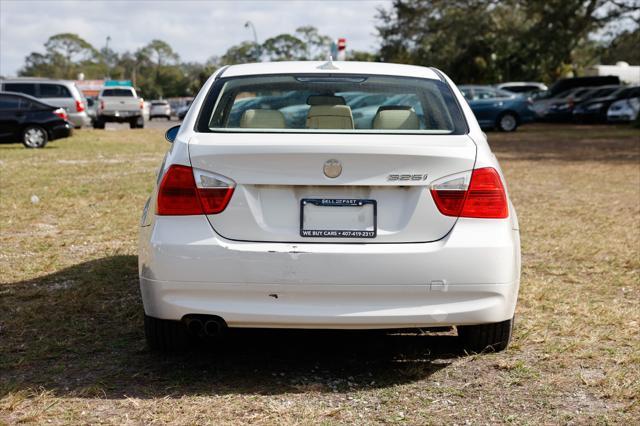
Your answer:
306,105 -> 354,129
240,109 -> 286,129
372,107 -> 420,130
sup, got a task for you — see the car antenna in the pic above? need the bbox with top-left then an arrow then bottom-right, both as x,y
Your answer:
317,56 -> 339,70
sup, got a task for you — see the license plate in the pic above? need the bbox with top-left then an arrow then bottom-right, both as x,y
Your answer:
300,199 -> 377,238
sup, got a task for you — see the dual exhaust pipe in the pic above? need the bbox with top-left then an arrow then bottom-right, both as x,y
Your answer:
184,315 -> 226,338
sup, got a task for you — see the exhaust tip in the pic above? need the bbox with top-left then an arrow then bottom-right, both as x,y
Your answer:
186,318 -> 203,335
204,319 -> 223,337
183,314 -> 227,338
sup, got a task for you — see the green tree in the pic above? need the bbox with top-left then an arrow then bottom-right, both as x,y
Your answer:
220,41 -> 259,65
45,33 -> 98,76
262,34 -> 307,61
295,26 -> 332,59
600,28 -> 640,64
376,0 -> 640,83
347,50 -> 378,62
134,40 -> 182,98
19,33 -> 100,79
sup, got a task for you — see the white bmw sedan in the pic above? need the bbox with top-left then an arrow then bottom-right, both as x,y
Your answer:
139,61 -> 521,352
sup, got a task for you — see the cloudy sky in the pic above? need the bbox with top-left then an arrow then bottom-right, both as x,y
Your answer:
0,0 -> 391,76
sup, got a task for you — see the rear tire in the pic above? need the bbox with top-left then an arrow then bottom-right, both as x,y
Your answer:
458,317 -> 514,353
144,315 -> 190,352
497,112 -> 518,132
93,119 -> 105,129
22,125 -> 48,148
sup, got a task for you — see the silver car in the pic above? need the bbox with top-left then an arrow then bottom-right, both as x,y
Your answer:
149,100 -> 171,120
0,78 -> 91,128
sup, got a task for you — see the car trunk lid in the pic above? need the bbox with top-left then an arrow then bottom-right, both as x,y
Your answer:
188,132 -> 476,243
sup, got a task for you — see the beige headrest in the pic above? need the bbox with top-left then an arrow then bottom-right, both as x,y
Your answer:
306,105 -> 354,129
373,108 -> 420,130
240,109 -> 286,128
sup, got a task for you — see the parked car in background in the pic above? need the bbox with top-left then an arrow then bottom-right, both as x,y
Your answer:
95,86 -> 144,129
607,96 -> 640,123
85,97 -> 98,123
459,85 -> 535,131
573,86 -> 640,123
543,85 -> 621,121
0,78 -> 91,128
150,100 -> 172,120
0,91 -> 72,148
278,93 -> 393,128
532,87 -> 592,118
141,100 -> 150,122
177,99 -> 193,120
495,82 -> 547,96
351,94 -> 424,129
140,61 -> 520,353
543,75 -> 621,98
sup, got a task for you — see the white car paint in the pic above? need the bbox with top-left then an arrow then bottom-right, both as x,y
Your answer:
139,61 -> 520,336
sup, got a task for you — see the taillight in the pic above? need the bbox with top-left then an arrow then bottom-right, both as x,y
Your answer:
75,100 -> 85,112
430,167 -> 508,219
139,99 -> 144,110
53,108 -> 68,121
157,165 -> 235,216
100,100 -> 105,110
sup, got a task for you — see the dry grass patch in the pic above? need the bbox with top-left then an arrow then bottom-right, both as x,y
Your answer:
1,124 -> 639,424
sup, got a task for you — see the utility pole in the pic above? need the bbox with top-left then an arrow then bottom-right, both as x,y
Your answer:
105,36 -> 112,79
244,21 -> 261,61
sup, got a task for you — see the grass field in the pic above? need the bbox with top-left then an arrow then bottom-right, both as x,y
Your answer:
1,124 -> 639,424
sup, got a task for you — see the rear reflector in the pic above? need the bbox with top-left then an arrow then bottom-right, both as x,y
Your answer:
430,167 -> 508,219
157,165 -> 235,215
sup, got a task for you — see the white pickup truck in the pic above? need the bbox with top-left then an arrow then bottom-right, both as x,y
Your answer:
94,86 -> 144,129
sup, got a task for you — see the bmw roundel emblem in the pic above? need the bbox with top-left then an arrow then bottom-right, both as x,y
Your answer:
323,159 -> 342,178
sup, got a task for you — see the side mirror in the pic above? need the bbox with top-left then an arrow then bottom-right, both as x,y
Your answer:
165,125 -> 180,143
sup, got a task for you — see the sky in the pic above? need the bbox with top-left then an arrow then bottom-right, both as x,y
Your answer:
0,0 -> 391,76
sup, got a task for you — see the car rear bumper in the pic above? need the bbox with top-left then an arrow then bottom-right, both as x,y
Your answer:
68,112 -> 91,128
607,113 -> 635,122
139,216 -> 521,329
99,111 -> 142,122
50,122 -> 73,140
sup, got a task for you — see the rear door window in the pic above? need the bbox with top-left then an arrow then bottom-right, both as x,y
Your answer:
39,84 -> 72,98
0,95 -> 21,110
473,88 -> 498,100
4,83 -> 37,97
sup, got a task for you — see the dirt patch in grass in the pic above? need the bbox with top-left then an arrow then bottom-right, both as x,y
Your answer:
1,124 -> 639,424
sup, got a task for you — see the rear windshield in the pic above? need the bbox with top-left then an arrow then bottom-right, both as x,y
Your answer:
197,74 -> 467,134
102,89 -> 134,97
151,101 -> 168,106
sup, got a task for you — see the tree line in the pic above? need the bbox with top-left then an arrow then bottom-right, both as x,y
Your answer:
14,1 -> 639,99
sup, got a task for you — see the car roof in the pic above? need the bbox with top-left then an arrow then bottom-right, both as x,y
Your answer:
221,61 -> 442,80
102,86 -> 134,90
458,85 -> 492,88
496,82 -> 546,87
2,78 -> 76,85
0,91 -> 53,105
